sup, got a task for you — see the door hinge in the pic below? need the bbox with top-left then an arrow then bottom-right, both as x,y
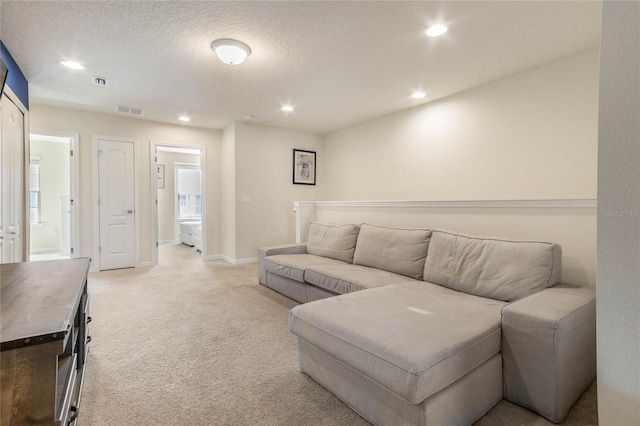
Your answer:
156,242 -> 159,248
156,199 -> 158,205
70,149 -> 74,157
155,156 -> 157,163
70,247 -> 74,255
70,198 -> 74,206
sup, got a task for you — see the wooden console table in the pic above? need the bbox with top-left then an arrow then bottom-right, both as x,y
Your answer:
1,258 -> 91,426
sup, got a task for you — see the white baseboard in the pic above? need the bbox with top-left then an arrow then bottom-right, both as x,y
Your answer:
210,255 -> 258,265
30,247 -> 62,254
235,257 -> 258,265
159,239 -> 179,245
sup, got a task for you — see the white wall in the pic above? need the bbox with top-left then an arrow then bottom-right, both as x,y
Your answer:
156,150 -> 200,242
221,123 -> 236,260
232,122 -> 324,261
29,139 -> 69,251
29,104 -> 222,266
320,50 -> 599,287
597,3 -> 640,424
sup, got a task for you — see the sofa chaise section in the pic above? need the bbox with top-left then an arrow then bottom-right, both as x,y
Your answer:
290,281 -> 506,425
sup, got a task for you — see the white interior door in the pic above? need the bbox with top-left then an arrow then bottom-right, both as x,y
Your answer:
98,139 -> 135,270
0,94 -> 25,264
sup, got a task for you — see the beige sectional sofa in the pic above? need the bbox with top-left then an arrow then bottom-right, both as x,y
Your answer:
258,223 -> 596,425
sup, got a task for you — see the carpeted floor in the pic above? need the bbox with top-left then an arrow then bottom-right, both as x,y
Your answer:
79,243 -> 597,426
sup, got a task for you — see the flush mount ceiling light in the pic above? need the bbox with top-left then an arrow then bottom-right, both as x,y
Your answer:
178,116 -> 191,122
60,60 -> 85,70
426,24 -> 448,37
211,39 -> 251,65
411,91 -> 426,99
281,105 -> 294,112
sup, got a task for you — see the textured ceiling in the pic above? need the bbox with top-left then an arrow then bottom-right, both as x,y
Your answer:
1,1 -> 601,134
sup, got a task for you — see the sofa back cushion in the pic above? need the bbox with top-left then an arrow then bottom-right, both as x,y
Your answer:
306,222 -> 360,263
423,231 -> 562,302
353,223 -> 431,279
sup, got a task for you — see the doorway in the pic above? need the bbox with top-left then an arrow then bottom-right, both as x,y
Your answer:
150,142 -> 206,265
28,131 -> 79,262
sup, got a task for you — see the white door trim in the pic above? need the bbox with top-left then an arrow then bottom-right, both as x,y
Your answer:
149,141 -> 207,265
92,135 -> 139,271
30,129 -> 80,259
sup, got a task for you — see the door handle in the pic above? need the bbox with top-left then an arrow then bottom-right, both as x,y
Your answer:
127,209 -> 133,214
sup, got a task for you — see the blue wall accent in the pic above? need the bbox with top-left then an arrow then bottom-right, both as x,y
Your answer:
1,41 -> 29,110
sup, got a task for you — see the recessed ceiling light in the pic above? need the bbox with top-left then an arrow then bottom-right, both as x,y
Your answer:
281,105 -> 294,112
211,39 -> 251,65
60,61 -> 85,70
178,116 -> 191,122
411,91 -> 426,99
426,24 -> 448,37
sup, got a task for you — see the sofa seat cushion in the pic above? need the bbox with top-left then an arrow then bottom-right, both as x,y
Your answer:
424,230 -> 562,302
353,223 -> 432,279
305,263 -> 419,294
264,254 -> 347,283
289,281 -> 506,404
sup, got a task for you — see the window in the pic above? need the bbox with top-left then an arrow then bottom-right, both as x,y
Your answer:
177,168 -> 201,218
29,159 -> 41,223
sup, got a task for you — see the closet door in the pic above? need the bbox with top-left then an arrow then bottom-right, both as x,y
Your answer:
0,94 -> 25,263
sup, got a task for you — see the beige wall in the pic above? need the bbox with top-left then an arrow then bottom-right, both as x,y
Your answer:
29,139 -> 70,251
156,150 -> 200,242
233,122 -> 325,261
29,104 -> 222,266
324,50 -> 599,201
320,50 -> 599,287
597,3 -> 640,423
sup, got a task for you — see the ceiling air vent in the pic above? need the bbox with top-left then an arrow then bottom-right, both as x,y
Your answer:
92,76 -> 109,86
116,105 -> 145,116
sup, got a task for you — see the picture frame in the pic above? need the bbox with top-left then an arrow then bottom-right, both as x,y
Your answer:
293,149 -> 316,185
157,164 -> 165,188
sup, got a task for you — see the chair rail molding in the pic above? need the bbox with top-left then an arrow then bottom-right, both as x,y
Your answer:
292,198 -> 597,243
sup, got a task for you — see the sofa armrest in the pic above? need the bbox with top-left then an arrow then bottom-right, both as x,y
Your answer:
258,244 -> 307,285
501,283 -> 596,423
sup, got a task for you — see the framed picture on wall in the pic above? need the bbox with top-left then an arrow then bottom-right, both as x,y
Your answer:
157,164 -> 165,188
293,149 -> 316,185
